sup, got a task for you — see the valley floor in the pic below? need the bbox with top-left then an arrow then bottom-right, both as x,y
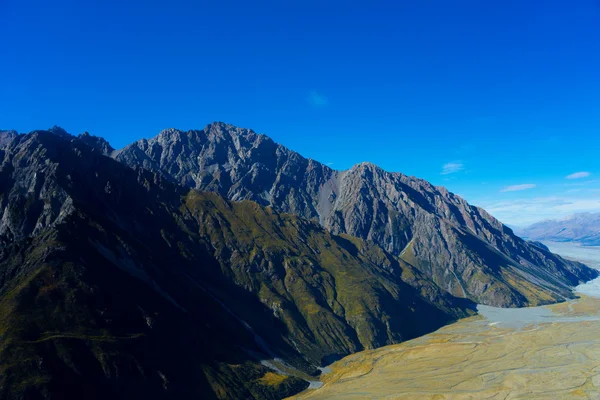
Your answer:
288,242 -> 600,400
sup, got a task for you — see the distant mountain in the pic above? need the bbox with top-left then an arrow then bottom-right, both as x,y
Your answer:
519,213 -> 600,246
116,122 -> 597,307
0,130 -> 473,399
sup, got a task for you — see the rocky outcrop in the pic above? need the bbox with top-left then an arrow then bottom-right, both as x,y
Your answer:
77,131 -> 115,156
0,130 -> 17,149
116,122 -> 598,307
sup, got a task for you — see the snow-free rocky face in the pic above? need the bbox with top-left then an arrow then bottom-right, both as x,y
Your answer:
117,122 -> 597,307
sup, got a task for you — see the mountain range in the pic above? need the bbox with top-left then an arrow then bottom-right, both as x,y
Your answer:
519,213 -> 600,246
114,123 -> 595,306
0,123 -> 596,399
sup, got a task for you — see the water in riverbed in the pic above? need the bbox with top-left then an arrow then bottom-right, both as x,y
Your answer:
544,241 -> 600,297
290,241 -> 600,399
476,241 -> 600,328
542,240 -> 600,269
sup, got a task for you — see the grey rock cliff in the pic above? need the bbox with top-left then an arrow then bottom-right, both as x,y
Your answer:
0,130 -> 17,149
115,122 -> 597,307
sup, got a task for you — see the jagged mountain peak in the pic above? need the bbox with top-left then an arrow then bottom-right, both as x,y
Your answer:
13,126 -> 116,157
48,125 -> 69,136
351,161 -> 381,170
116,122 -> 597,307
0,130 -> 18,148
77,131 -> 115,155
154,122 -> 262,143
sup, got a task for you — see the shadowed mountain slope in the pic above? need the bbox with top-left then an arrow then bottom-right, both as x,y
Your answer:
116,122 -> 598,307
0,131 -> 472,399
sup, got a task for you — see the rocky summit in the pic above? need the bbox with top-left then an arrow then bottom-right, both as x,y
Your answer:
116,122 -> 597,307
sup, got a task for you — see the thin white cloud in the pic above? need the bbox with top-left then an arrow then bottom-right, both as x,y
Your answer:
326,162 -> 334,166
500,184 -> 536,192
564,179 -> 600,187
479,196 -> 600,226
441,161 -> 464,175
307,91 -> 329,108
566,171 -> 591,180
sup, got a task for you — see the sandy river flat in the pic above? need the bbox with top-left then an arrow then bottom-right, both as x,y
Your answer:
288,242 -> 600,400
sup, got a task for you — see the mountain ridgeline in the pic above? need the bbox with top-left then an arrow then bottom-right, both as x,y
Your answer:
116,122 -> 597,307
519,213 -> 600,246
0,130 -> 472,399
0,125 -> 595,399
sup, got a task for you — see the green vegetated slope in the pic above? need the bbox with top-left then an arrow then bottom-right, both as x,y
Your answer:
0,131 -> 472,399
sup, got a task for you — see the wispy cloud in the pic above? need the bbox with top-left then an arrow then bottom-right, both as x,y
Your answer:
564,179 -> 600,187
471,179 -> 600,226
479,196 -> 600,226
307,91 -> 329,108
500,184 -> 536,192
566,171 -> 591,180
441,161 -> 464,175
326,162 -> 334,166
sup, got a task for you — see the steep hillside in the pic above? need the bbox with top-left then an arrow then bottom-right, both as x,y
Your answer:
116,122 -> 598,307
0,131 -> 471,399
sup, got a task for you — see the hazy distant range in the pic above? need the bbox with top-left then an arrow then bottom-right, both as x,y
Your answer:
518,212 -> 600,247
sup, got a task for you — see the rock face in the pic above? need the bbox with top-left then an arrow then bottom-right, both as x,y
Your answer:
519,213 -> 600,246
0,130 -> 17,149
77,131 -> 115,156
0,131 -> 472,399
116,122 -> 598,307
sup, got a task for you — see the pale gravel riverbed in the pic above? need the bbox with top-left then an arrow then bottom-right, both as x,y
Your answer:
289,241 -> 600,400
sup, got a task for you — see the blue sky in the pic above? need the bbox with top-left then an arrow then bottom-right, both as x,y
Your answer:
2,0 -> 600,225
